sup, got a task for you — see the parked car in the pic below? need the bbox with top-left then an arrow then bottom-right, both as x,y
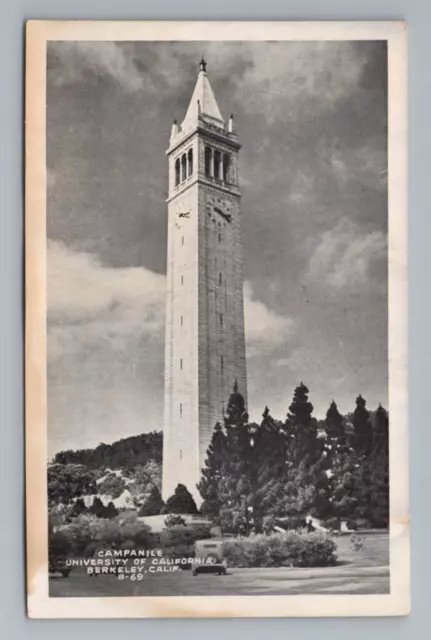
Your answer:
48,556 -> 71,578
192,540 -> 227,576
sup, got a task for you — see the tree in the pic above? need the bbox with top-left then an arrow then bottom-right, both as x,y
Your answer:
197,422 -> 226,519
217,382 -> 254,535
287,382 -> 316,457
162,484 -> 198,515
97,473 -> 126,499
352,395 -> 372,455
324,401 -> 345,443
368,405 -> 389,527
252,407 -> 286,529
69,497 -> 87,518
266,383 -> 330,521
88,496 -> 105,518
103,501 -> 119,519
47,463 -> 98,506
138,486 -> 165,517
52,431 -> 163,468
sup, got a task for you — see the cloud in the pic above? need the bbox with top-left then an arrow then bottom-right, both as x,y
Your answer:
244,282 -> 295,357
305,218 -> 387,291
48,241 -> 165,361
234,41 -> 369,123
48,42 -> 146,92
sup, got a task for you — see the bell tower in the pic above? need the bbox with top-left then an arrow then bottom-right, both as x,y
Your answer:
162,59 -> 247,501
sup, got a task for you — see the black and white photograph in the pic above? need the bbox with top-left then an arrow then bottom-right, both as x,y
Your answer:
25,21 -> 409,618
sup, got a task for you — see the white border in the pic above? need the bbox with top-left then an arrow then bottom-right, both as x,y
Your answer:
25,20 -> 409,618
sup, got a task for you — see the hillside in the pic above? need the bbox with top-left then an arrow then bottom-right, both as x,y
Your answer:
51,431 -> 162,468
48,431 -> 163,512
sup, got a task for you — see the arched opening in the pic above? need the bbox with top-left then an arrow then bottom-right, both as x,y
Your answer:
181,154 -> 187,182
188,148 -> 193,177
175,158 -> 180,186
213,150 -> 221,179
223,153 -> 230,182
204,146 -> 212,177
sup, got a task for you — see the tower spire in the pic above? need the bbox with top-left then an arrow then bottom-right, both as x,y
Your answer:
180,58 -> 223,133
199,57 -> 207,73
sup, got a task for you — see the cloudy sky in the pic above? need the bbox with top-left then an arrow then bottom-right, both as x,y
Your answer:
47,40 -> 388,456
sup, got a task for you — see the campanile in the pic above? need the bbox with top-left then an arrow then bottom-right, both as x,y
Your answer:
162,59 -> 247,501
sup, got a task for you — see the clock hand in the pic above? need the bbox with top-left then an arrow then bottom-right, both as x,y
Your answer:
214,207 -> 232,222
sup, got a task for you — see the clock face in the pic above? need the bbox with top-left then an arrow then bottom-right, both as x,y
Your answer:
206,195 -> 232,224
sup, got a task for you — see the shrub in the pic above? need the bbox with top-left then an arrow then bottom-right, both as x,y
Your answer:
159,523 -> 212,565
164,514 -> 186,527
97,472 -> 126,499
161,483 -> 198,515
222,531 -> 337,568
50,512 -> 156,562
139,486 -> 165,517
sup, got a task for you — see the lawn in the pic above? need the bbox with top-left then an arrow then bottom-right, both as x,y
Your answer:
49,532 -> 389,598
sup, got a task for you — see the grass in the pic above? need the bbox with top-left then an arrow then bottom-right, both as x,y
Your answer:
49,532 -> 390,598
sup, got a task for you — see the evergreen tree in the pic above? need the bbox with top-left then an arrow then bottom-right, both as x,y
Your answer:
138,486 -> 165,517
197,422 -> 226,519
88,496 -> 105,518
368,405 -> 389,527
352,395 -> 372,455
324,400 -> 345,443
162,483 -> 198,515
252,407 -> 286,528
103,501 -> 119,519
70,497 -> 87,518
276,383 -> 330,520
217,381 -> 253,535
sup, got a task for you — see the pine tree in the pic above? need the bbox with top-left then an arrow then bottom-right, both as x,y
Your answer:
103,501 -> 119,519
352,395 -> 372,455
197,422 -> 226,519
70,497 -> 87,518
162,483 -> 198,515
368,405 -> 389,527
325,400 -> 345,443
217,381 -> 253,535
138,485 -> 165,517
89,496 -> 105,518
275,383 -> 330,521
252,407 -> 287,527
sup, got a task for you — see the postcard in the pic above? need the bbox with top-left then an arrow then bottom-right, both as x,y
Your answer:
25,20 -> 409,618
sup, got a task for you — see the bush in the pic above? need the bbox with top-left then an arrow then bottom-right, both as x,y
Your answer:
164,514 -> 186,527
222,531 -> 337,568
49,512 -> 156,562
159,523 -> 212,565
97,472 -> 126,499
139,486 -> 165,517
161,483 -> 198,515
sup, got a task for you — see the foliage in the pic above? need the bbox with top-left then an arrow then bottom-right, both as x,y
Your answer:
196,422 -> 226,519
164,514 -> 186,527
162,483 -> 198,515
324,401 -> 346,443
222,531 -> 337,568
52,431 -> 162,469
159,523 -> 212,563
97,472 -> 126,499
198,383 -> 389,532
352,395 -> 372,455
49,512 -> 156,562
214,382 -> 255,535
47,464 -> 98,506
138,486 -> 165,517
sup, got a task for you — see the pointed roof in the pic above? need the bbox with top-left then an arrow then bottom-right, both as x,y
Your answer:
181,59 -> 224,132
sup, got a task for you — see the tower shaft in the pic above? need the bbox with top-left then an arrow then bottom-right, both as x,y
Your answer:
162,63 -> 247,502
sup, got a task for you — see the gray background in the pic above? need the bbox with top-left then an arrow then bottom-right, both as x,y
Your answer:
0,0 -> 428,636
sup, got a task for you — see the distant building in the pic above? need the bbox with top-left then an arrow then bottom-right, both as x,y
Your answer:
162,59 -> 247,501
